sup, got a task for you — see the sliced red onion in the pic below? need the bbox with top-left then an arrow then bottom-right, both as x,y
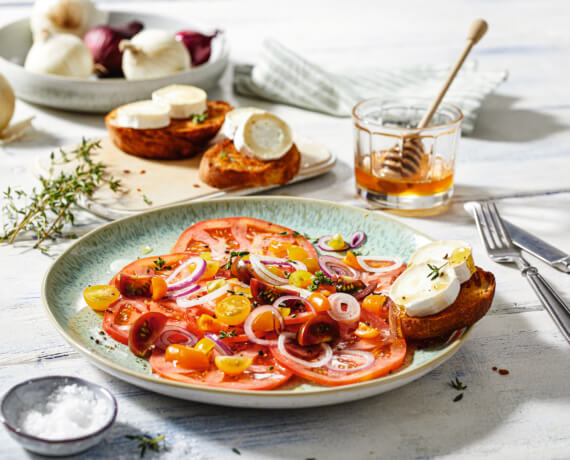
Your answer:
317,235 -> 350,252
165,284 -> 200,299
328,293 -> 361,323
326,349 -> 375,373
250,254 -> 288,285
205,332 -> 234,355
272,295 -> 315,315
166,257 -> 207,291
318,255 -> 357,278
356,256 -> 403,274
353,282 -> 378,300
349,231 -> 366,249
261,260 -> 292,267
244,305 -> 284,346
281,285 -> 312,298
288,260 -> 307,272
277,332 -> 333,368
176,283 -> 228,308
154,325 -> 198,351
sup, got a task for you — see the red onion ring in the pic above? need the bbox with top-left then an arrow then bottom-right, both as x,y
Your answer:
250,254 -> 288,285
277,332 -> 333,368
272,295 -> 315,315
243,305 -> 284,346
176,283 -> 228,308
326,349 -> 375,373
318,255 -> 357,278
317,235 -> 350,252
165,284 -> 200,299
154,325 -> 198,351
356,256 -> 403,274
204,332 -> 234,355
166,257 -> 206,291
281,285 -> 312,298
349,230 -> 366,249
353,282 -> 378,300
327,292 -> 361,323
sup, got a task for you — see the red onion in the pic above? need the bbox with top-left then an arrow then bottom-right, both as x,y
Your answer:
277,332 -> 333,368
166,257 -> 206,291
243,305 -> 284,346
353,282 -> 378,300
317,235 -> 350,252
154,325 -> 197,351
356,256 -> 403,274
205,332 -> 234,355
176,284 -> 227,308
327,293 -> 361,323
326,350 -> 375,373
250,254 -> 288,285
318,255 -> 357,278
84,21 -> 143,77
165,284 -> 200,299
281,285 -> 312,298
272,295 -> 315,315
349,231 -> 366,249
175,30 -> 219,66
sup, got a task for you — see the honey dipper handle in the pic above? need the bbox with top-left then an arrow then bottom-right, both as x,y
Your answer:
417,18 -> 488,129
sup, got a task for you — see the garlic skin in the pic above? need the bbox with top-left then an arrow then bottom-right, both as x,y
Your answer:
24,33 -> 94,78
120,29 -> 191,80
30,0 -> 109,41
0,73 -> 16,132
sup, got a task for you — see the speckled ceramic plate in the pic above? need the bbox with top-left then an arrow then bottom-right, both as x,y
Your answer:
42,197 -> 471,408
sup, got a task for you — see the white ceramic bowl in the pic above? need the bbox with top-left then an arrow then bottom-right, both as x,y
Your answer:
0,11 -> 229,113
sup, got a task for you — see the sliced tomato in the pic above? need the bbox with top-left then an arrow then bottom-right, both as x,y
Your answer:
171,217 -> 317,260
102,299 -> 148,345
129,312 -> 168,358
271,310 -> 406,386
149,343 -> 292,390
109,253 -> 191,287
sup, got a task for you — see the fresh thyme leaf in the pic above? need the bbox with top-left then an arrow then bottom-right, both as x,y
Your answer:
191,112 -> 208,123
351,250 -> 362,256
125,433 -> 165,457
292,231 -> 300,237
220,150 -> 234,162
219,330 -> 237,339
453,393 -> 464,402
0,139 -> 121,252
449,377 -> 467,391
232,447 -> 241,455
308,270 -> 332,292
278,231 -> 288,235
143,195 -> 152,206
226,289 -> 236,295
268,365 -> 274,371
224,251 -> 249,270
153,256 -> 172,271
427,262 -> 448,281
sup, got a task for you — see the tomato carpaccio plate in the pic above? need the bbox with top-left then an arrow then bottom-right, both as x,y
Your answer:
94,217 -> 409,390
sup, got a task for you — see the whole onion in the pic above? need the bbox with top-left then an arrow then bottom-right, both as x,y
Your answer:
175,30 -> 219,66
84,21 -> 143,77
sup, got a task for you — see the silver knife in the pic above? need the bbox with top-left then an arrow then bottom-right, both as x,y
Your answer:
503,219 -> 570,273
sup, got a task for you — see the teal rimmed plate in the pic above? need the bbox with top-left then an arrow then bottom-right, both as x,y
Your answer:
42,197 -> 470,409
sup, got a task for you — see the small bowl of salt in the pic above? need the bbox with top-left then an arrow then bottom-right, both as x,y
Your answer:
1,376 -> 117,457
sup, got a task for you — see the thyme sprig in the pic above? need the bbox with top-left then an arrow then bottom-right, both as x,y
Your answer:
0,139 -> 121,252
224,251 -> 249,270
427,262 -> 448,281
307,270 -> 332,292
191,112 -> 208,123
449,377 -> 467,391
125,433 -> 165,457
153,257 -> 172,271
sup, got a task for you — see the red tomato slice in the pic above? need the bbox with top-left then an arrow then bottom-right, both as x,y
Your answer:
171,217 -> 317,260
149,343 -> 293,390
103,299 -> 148,345
109,253 -> 191,287
129,312 -> 168,358
271,310 -> 406,386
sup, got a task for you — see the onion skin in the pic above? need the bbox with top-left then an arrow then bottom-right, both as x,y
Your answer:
84,21 -> 143,77
175,30 -> 219,66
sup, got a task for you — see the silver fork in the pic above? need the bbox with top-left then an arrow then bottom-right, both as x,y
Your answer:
466,201 -> 570,343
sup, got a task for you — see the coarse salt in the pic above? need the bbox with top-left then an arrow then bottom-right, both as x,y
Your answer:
19,384 -> 111,440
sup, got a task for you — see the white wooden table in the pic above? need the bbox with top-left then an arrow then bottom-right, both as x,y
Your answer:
1,1 -> 569,459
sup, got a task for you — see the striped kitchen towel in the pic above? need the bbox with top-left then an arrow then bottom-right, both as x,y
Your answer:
233,39 -> 508,134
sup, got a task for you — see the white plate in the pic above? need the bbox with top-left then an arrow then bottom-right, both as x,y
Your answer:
0,11 -> 229,112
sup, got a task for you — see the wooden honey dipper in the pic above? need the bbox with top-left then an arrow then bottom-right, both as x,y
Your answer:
379,19 -> 488,179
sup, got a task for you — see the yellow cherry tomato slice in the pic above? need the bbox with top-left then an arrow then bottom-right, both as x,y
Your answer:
302,257 -> 319,273
343,250 -> 363,270
328,233 -> 346,250
287,245 -> 309,261
165,345 -> 210,370
215,295 -> 252,326
307,292 -> 331,312
288,270 -> 313,288
354,321 -> 380,339
214,355 -> 253,376
268,240 -> 292,258
194,338 -> 215,354
197,314 -> 226,333
252,309 -> 282,332
362,294 -> 387,314
151,276 -> 168,300
83,285 -> 120,311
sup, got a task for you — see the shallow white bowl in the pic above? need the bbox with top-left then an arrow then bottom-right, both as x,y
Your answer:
0,11 -> 229,113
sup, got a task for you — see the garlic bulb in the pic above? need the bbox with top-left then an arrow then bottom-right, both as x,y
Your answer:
24,32 -> 93,78
0,73 -> 15,132
120,29 -> 191,80
30,0 -> 109,41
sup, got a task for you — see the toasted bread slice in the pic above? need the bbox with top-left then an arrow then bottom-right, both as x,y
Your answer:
390,267 -> 495,340
105,100 -> 233,160
199,138 -> 301,188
